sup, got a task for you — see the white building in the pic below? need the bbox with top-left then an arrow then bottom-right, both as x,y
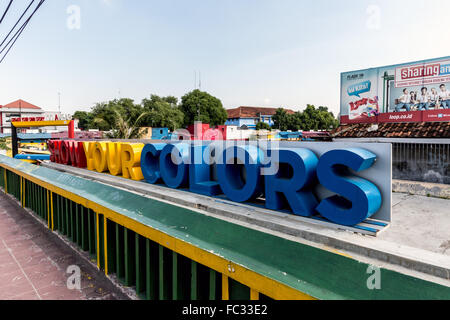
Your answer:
0,100 -> 77,134
0,99 -> 45,134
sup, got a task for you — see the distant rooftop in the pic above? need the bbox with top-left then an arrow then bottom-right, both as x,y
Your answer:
227,106 -> 295,119
333,122 -> 450,139
0,99 -> 42,110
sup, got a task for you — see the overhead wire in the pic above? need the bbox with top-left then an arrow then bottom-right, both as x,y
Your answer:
0,0 -> 45,64
0,0 -> 14,25
0,0 -> 35,49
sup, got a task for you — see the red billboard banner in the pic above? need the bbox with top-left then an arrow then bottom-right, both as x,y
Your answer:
422,109 -> 450,122
340,110 -> 449,124
377,111 -> 422,123
340,115 -> 377,124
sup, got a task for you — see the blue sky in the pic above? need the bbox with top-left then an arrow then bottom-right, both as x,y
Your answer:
0,0 -> 449,116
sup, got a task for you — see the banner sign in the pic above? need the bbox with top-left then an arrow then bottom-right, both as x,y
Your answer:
395,60 -> 450,88
10,114 -> 72,122
377,111 -> 422,123
341,56 -> 450,124
422,109 -> 450,122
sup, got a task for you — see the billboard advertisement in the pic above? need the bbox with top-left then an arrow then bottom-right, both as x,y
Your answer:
340,56 -> 450,124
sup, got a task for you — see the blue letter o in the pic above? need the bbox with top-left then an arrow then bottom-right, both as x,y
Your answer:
159,143 -> 190,189
217,145 -> 264,202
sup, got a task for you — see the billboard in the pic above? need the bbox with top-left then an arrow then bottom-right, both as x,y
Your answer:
340,56 -> 450,124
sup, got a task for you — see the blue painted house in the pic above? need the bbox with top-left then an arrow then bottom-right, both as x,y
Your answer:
151,128 -> 169,140
225,106 -> 295,129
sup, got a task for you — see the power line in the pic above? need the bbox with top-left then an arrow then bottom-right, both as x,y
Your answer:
0,0 -> 14,25
0,0 -> 35,49
0,0 -> 45,64
1,0 -> 44,53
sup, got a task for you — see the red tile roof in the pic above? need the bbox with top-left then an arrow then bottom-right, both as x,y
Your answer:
0,99 -> 42,110
227,106 -> 295,119
332,122 -> 450,138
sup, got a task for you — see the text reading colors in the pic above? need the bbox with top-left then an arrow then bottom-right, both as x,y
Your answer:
48,140 -> 382,227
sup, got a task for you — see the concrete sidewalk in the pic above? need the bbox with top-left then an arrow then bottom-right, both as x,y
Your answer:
0,192 -> 123,300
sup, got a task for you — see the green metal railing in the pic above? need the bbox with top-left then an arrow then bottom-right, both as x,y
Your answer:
1,156 -> 450,300
0,165 -> 269,300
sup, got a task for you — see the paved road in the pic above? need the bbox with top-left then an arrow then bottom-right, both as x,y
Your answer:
0,192 -> 123,300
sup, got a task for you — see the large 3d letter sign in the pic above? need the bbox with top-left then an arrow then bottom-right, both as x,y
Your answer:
217,145 -> 264,202
189,145 -> 221,196
159,143 -> 190,188
316,148 -> 382,226
48,140 -> 383,227
265,148 -> 318,216
141,143 -> 165,184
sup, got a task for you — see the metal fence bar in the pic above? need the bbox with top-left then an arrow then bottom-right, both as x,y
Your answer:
392,142 -> 449,184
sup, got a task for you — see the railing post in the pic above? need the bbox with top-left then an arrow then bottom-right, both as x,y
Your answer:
96,212 -> 100,270
104,217 -> 108,275
222,274 -> 229,300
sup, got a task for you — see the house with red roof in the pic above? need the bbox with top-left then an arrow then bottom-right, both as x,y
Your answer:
0,99 -> 45,133
225,106 -> 295,129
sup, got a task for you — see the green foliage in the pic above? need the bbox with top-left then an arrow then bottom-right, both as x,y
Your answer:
141,95 -> 184,131
272,105 -> 338,131
256,122 -> 271,130
72,95 -> 185,133
73,92 -> 337,136
73,111 -> 93,130
179,89 -> 227,127
0,138 -> 9,151
106,110 -> 149,139
91,98 -> 144,131
272,108 -> 292,131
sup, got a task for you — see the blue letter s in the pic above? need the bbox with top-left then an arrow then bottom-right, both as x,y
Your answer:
316,148 -> 382,226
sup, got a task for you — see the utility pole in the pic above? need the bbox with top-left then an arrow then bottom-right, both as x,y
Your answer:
194,71 -> 197,89
19,100 -> 22,135
58,92 -> 61,113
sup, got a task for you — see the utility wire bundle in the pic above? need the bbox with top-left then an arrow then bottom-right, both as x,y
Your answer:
0,0 -> 46,64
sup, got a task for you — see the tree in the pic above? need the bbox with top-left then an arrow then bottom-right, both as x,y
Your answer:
141,95 -> 184,131
301,105 -> 338,131
106,110 -> 149,139
179,89 -> 227,127
73,111 -> 93,130
91,98 -> 144,131
256,122 -> 271,130
272,108 -> 291,131
73,98 -> 145,131
272,105 -> 338,131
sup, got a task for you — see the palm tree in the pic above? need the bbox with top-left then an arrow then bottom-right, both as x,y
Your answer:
95,110 -> 149,139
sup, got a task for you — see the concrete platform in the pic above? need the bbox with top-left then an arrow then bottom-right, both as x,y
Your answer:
380,193 -> 450,255
393,179 -> 450,199
41,162 -> 450,287
0,192 -> 126,300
